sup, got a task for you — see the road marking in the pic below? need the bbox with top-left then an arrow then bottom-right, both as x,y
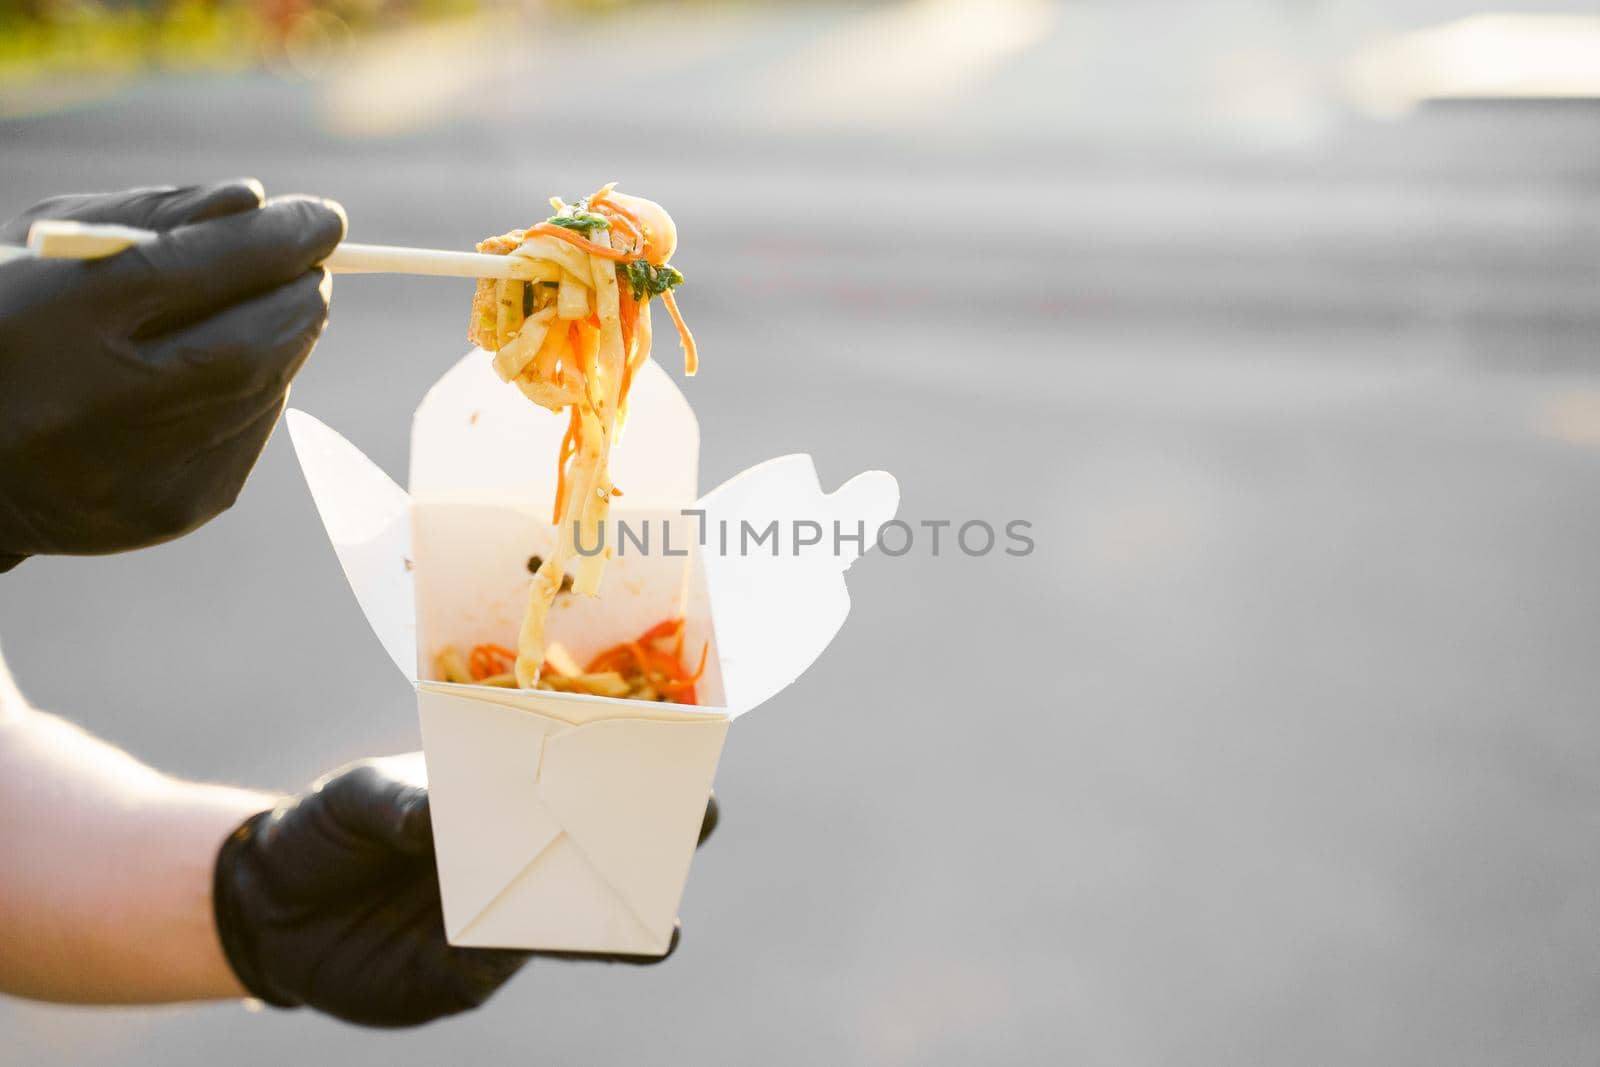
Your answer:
1344,14 -> 1600,117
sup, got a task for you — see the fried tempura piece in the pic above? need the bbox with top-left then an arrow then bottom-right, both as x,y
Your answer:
467,230 -> 525,348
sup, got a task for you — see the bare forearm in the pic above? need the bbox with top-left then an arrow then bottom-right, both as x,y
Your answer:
0,690 -> 274,1003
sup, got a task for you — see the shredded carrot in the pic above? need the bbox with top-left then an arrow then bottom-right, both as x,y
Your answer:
617,289 -> 639,406
626,641 -> 657,679
618,285 -> 639,355
584,647 -> 628,675
618,347 -> 636,415
552,405 -> 580,524
636,618 -> 684,644
593,206 -> 646,257
576,321 -> 605,416
579,617 -> 705,704
660,289 -> 698,376
657,641 -> 709,703
527,222 -> 633,262
611,287 -> 636,422
589,191 -> 632,222
457,620 -> 703,702
590,195 -> 656,259
468,643 -> 517,681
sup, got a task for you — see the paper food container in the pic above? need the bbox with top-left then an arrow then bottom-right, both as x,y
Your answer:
286,350 -> 898,954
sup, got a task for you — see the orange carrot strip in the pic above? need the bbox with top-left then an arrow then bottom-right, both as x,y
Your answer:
660,642 -> 709,690
527,223 -> 632,262
590,195 -> 668,264
658,642 -> 709,704
618,285 -> 638,356
582,618 -> 697,694
469,643 -> 517,681
594,207 -> 645,257
660,289 -> 698,376
583,649 -> 623,674
616,288 -> 639,406
552,405 -> 580,524
637,618 -> 684,645
589,193 -> 636,224
626,642 -> 662,682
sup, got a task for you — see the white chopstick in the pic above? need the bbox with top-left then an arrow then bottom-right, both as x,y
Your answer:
21,220 -> 543,281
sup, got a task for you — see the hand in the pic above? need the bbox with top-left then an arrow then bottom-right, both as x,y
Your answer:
0,180 -> 345,572
213,758 -> 719,1028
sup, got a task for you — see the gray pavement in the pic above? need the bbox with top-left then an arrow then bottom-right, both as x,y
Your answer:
2,3 -> 1599,1064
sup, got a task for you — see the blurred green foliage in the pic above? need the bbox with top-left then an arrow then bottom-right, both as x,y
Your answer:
0,0 -> 485,78
0,0 -> 790,82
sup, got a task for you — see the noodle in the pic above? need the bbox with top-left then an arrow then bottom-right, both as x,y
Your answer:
463,184 -> 697,690
436,618 -> 708,705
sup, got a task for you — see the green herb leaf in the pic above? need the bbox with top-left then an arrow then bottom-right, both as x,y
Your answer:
620,259 -> 685,301
545,210 -> 611,238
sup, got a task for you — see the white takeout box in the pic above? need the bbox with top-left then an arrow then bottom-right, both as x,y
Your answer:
286,351 -> 897,954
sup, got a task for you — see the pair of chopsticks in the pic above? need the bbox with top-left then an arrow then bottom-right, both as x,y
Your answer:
1,220 -> 538,281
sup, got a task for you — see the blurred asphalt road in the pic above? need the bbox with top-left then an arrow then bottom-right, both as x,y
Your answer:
1,2 -> 1599,1064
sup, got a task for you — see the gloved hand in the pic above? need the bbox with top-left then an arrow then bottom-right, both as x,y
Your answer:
0,180 -> 346,572
213,757 -> 719,1028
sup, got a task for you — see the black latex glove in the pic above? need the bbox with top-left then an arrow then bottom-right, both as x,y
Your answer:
214,758 -> 720,1028
0,180 -> 346,572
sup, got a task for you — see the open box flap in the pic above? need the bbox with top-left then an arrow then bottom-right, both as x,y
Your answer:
695,455 -> 899,718
410,351 -> 699,507
285,410 -> 417,679
290,356 -> 899,710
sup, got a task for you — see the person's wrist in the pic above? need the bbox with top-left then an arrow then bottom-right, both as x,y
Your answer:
212,810 -> 302,1011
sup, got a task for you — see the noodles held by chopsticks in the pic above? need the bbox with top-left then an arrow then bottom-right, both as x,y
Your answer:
464,184 -> 697,689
